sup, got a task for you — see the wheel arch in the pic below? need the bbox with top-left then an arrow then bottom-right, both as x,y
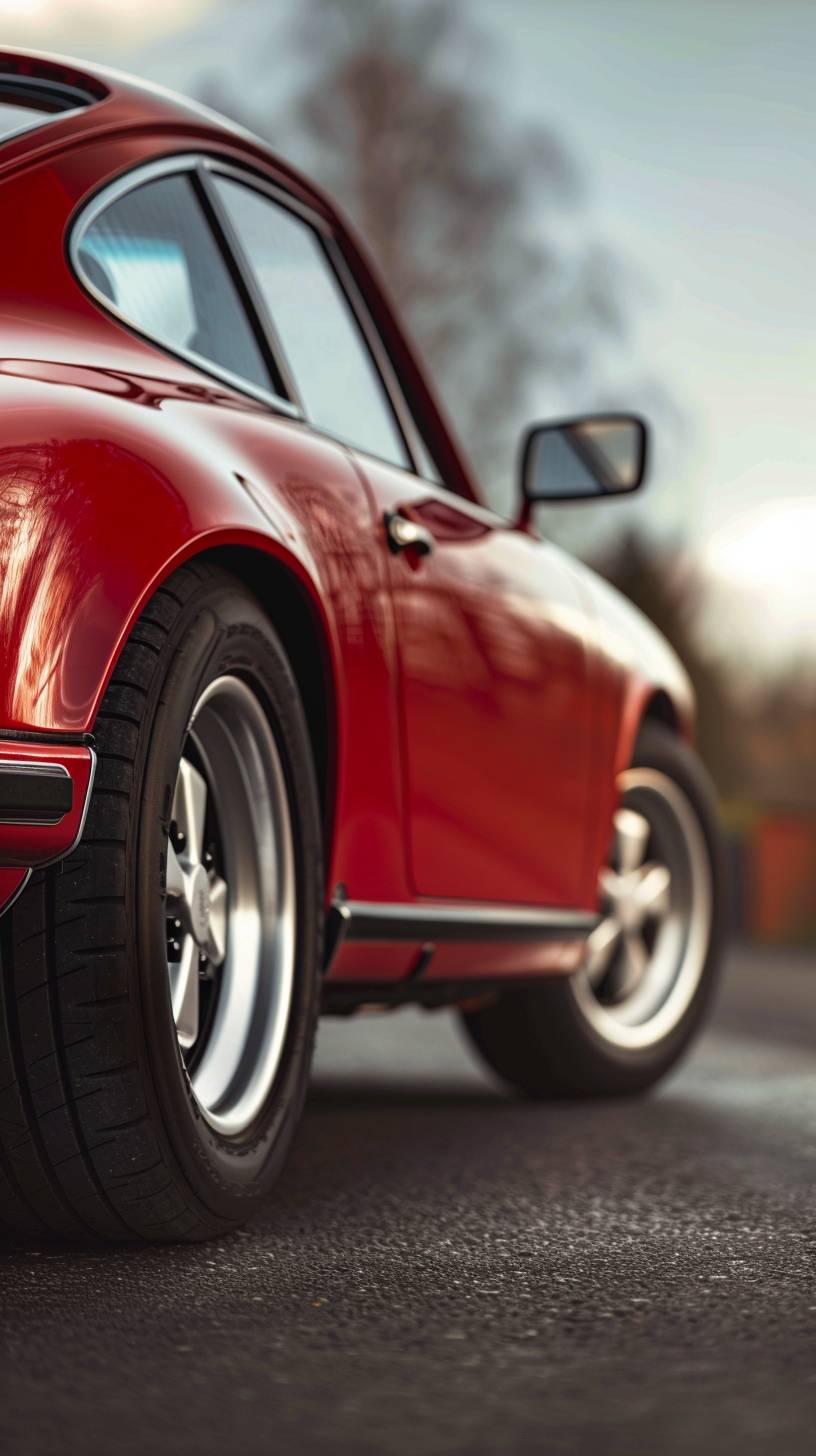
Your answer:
189,542 -> 338,848
641,688 -> 682,736
583,676 -> 695,910
617,680 -> 694,783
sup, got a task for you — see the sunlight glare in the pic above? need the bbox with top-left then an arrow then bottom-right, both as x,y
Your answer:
703,500 -> 816,595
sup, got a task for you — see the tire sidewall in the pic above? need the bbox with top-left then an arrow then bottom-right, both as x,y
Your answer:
559,722 -> 727,1087
132,578 -> 321,1219
464,723 -> 727,1100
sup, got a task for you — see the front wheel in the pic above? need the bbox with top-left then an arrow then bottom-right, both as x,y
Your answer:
0,563 -> 322,1241
462,723 -> 726,1098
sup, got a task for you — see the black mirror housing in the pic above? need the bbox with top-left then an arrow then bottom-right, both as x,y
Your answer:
520,414 -> 648,512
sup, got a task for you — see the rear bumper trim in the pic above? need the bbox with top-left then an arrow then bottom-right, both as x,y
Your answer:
0,741 -> 96,875
0,761 -> 73,824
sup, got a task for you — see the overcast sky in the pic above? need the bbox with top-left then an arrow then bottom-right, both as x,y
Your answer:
2,0 -> 814,662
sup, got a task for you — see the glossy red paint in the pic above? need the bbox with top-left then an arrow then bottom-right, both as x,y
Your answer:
359,457 -> 593,908
0,50 -> 695,968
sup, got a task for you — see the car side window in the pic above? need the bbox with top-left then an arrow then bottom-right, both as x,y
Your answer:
212,177 -> 410,469
76,173 -> 271,392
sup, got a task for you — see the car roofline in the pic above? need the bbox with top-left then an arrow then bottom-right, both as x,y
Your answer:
0,46 -> 484,507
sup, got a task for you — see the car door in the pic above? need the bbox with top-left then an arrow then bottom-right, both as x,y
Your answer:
356,461 -> 594,908
213,170 -> 594,910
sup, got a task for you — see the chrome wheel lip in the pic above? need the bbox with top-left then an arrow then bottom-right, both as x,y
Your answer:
165,674 -> 296,1137
571,767 -> 712,1051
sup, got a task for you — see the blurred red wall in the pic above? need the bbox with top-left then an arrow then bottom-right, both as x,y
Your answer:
748,813 -> 816,944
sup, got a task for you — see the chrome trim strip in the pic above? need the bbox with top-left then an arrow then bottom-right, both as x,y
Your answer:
65,746 -> 97,860
329,897 -> 599,949
0,760 -> 71,775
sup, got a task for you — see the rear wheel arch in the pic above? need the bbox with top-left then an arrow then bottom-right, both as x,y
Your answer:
186,544 -> 338,851
91,541 -> 340,875
641,688 -> 681,737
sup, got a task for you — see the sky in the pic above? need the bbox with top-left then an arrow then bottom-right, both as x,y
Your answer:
1,0 -> 813,664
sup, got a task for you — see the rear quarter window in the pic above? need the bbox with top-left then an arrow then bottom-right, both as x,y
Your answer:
74,171 -> 272,393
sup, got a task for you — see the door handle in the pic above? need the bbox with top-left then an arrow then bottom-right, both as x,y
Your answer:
384,511 -> 435,557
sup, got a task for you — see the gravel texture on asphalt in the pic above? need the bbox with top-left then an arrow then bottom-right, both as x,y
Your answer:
1,945 -> 815,1455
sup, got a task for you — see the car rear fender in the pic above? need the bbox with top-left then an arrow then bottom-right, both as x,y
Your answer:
0,381 -> 373,898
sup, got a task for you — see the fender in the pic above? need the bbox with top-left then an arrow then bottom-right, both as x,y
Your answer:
554,550 -> 695,903
0,367 -> 408,905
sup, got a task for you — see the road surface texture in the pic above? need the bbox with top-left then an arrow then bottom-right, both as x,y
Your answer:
1,944 -> 815,1455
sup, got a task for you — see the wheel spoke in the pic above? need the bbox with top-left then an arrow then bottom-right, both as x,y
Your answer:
173,757 -> 208,864
169,935 -> 199,1048
635,862 -> 672,921
166,839 -> 185,900
205,875 -> 228,967
614,808 -> 650,874
609,931 -> 649,1002
584,916 -> 622,985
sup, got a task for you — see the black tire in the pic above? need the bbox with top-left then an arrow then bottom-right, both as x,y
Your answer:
462,723 -> 726,1099
0,562 -> 322,1242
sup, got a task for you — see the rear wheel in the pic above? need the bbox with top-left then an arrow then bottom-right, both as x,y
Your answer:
462,723 -> 725,1098
0,562 -> 322,1241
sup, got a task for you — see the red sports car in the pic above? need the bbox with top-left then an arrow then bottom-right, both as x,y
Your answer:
0,52 -> 724,1242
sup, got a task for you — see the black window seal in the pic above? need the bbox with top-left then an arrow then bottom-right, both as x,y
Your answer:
194,162 -> 303,412
203,161 -> 455,481
0,73 -> 98,113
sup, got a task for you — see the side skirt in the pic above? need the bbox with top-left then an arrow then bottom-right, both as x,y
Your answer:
323,894 -> 599,1005
323,977 -> 556,1016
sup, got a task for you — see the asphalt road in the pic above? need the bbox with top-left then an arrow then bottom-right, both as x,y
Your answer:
2,944 -> 816,1456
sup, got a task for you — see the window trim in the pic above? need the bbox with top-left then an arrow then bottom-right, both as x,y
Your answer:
208,165 -> 422,472
194,162 -> 304,411
70,151 -> 442,478
69,153 -> 303,421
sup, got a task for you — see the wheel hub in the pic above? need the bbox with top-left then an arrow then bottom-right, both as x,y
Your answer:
583,805 -> 673,1004
162,674 -> 296,1137
572,766 -> 713,1048
188,863 -> 211,948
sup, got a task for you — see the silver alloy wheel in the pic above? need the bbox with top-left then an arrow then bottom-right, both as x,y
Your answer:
165,674 -> 296,1136
571,767 -> 712,1050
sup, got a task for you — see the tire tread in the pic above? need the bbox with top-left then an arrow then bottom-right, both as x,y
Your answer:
0,567 -> 233,1240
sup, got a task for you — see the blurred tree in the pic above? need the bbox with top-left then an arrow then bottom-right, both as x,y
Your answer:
198,0 -> 625,511
591,530 -> 746,799
744,672 -> 816,810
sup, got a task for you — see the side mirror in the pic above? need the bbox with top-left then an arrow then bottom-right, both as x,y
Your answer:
519,414 -> 648,513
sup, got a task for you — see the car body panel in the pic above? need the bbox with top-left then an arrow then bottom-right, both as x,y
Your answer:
0,51 -> 697,987
357,456 -> 593,908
